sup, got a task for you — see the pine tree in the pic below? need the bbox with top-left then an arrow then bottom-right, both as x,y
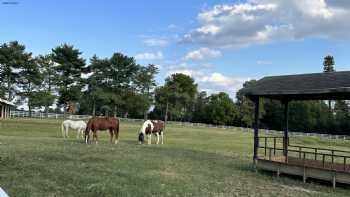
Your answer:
323,55 -> 336,125
135,64 -> 158,120
323,55 -> 335,73
0,41 -> 32,101
36,55 -> 57,116
51,44 -> 86,115
17,55 -> 42,116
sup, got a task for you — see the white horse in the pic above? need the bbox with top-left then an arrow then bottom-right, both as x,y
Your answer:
61,120 -> 87,139
138,120 -> 164,145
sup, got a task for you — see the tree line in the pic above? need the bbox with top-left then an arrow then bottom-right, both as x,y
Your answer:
151,55 -> 350,135
1,41 -> 349,134
0,41 -> 158,119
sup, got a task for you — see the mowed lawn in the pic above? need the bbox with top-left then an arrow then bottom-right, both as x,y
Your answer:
0,119 -> 350,197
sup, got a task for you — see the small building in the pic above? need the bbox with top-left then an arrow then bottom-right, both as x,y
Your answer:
0,98 -> 15,119
241,71 -> 350,188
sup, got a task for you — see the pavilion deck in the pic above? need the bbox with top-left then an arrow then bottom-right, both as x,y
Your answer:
262,156 -> 350,172
257,136 -> 350,188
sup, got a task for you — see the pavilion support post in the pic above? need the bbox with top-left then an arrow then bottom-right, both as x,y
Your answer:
283,99 -> 289,163
253,97 -> 260,165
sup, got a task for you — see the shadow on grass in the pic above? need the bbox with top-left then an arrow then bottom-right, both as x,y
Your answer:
151,146 -> 350,190
257,168 -> 350,190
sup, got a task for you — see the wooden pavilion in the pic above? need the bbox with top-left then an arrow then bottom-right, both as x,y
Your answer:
241,71 -> 350,188
0,98 -> 15,119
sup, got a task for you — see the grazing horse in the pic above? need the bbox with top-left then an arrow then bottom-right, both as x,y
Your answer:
85,117 -> 120,144
138,120 -> 164,145
61,120 -> 87,139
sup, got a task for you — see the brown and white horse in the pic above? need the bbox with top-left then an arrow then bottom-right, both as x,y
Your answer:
138,120 -> 164,144
84,117 -> 120,144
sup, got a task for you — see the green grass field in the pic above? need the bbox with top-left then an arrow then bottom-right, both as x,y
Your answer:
0,119 -> 350,197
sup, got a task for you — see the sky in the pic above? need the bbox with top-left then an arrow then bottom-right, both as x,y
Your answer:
1,0 -> 350,98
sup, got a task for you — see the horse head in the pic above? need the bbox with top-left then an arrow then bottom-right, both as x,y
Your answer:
138,132 -> 145,144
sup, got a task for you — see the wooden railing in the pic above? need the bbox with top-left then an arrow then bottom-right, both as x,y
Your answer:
258,136 -> 285,161
258,136 -> 350,172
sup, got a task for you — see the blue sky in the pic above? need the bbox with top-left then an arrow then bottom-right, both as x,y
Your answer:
1,0 -> 350,98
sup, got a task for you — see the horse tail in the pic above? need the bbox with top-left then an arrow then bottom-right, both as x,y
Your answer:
117,119 -> 120,134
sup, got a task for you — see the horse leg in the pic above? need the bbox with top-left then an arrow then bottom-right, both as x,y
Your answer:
85,131 -> 88,144
109,129 -> 113,144
114,128 -> 119,144
65,127 -> 69,138
91,132 -> 94,143
160,131 -> 164,144
81,129 -> 84,139
62,125 -> 66,138
156,132 -> 159,144
148,134 -> 152,145
93,131 -> 98,144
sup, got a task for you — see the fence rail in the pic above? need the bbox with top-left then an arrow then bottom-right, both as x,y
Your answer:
9,110 -> 350,141
258,136 -> 350,172
10,110 -> 92,120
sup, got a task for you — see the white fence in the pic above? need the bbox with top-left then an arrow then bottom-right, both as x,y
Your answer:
10,110 -> 92,120
9,110 -> 350,141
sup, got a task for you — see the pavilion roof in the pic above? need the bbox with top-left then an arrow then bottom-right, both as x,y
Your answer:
241,71 -> 350,100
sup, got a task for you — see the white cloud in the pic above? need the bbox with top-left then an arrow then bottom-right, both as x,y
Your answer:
166,64 -> 247,98
143,38 -> 169,47
168,24 -> 177,29
256,60 -> 272,65
200,72 -> 233,85
183,0 -> 350,47
184,47 -> 222,60
166,69 -> 200,77
135,51 -> 163,60
198,72 -> 247,95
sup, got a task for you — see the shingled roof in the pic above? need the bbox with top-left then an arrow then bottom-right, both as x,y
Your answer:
241,71 -> 350,100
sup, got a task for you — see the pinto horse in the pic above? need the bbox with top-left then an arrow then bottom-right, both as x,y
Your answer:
84,117 -> 120,144
138,120 -> 164,144
61,120 -> 87,139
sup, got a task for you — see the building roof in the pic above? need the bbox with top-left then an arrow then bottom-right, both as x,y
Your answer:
241,71 -> 350,100
0,98 -> 15,106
